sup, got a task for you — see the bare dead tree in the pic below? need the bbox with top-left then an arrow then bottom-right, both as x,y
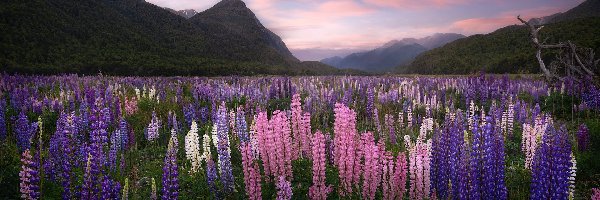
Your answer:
517,15 -> 598,83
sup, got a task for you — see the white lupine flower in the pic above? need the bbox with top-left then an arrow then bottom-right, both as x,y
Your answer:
185,121 -> 200,173
200,133 -> 212,163
569,153 -> 577,200
211,123 -> 218,148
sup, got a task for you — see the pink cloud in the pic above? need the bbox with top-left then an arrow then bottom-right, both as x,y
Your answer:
364,0 -> 469,9
448,6 -> 565,34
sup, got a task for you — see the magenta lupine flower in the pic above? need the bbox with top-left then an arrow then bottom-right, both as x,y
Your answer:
276,176 -> 293,200
592,188 -> 600,200
291,93 -> 303,159
309,131 -> 331,200
361,132 -> 382,200
19,149 -> 40,200
333,103 -> 360,196
240,142 -> 262,200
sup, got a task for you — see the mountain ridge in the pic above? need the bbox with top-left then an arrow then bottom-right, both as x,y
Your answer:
320,33 -> 464,72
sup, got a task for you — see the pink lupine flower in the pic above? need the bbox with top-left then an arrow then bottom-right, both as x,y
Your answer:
240,142 -> 262,200
309,131 -> 331,200
255,110 -> 293,181
382,151 -> 408,200
333,103 -> 360,196
592,188 -> 600,200
406,118 -> 433,200
124,97 -> 138,116
361,132 -> 382,200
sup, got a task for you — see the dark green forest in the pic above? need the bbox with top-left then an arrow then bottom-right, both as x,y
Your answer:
0,0 -> 359,76
399,17 -> 600,74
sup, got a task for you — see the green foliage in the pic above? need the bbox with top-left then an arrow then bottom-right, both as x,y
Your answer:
400,17 -> 600,74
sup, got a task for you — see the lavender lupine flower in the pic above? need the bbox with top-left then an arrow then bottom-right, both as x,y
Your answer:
46,113 -> 77,199
276,176 -> 293,200
216,102 -> 234,194
146,111 -> 161,142
366,87 -> 375,119
162,136 -> 179,200
236,107 -> 249,142
19,149 -> 40,200
576,124 -> 590,151
481,116 -> 507,199
206,158 -> 220,199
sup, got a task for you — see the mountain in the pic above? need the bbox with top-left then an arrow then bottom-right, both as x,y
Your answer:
400,18 -> 600,74
321,56 -> 344,67
320,33 -> 464,72
529,0 -> 600,25
0,0 -> 347,76
165,8 -> 198,19
400,0 -> 600,74
291,48 -> 362,61
191,0 -> 297,62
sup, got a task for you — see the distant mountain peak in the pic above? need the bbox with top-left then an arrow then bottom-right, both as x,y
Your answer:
164,8 -> 198,19
528,0 -> 600,25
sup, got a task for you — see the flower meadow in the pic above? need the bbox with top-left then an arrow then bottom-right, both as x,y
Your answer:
0,74 -> 599,199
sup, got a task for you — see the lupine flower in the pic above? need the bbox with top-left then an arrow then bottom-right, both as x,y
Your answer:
101,176 -> 122,200
569,153 -> 577,199
309,131 -> 331,200
19,149 -> 40,200
119,118 -> 129,150
291,93 -> 305,159
577,124 -> 590,151
276,176 -> 293,200
592,188 -> 600,200
185,121 -> 201,173
206,158 -> 220,199
235,107 -> 249,142
385,114 -> 397,144
216,102 -> 234,193
146,111 -> 160,142
151,177 -> 157,200
15,111 -> 38,152
240,142 -> 262,200
405,117 -> 433,200
183,104 -> 196,127
361,132 -> 382,200
124,97 -> 138,115
109,130 -> 121,171
333,103 -> 360,196
162,136 -> 179,200
530,123 -> 571,200
122,178 -> 129,200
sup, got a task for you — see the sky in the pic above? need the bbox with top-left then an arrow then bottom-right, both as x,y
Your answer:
146,0 -> 584,60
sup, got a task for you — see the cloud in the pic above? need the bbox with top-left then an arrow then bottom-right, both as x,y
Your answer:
363,0 -> 469,9
447,6 -> 564,34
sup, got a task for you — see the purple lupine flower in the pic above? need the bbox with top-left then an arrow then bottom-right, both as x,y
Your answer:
530,123 -> 571,200
109,130 -> 120,171
236,107 -> 249,142
276,176 -> 293,200
577,124 -> 590,151
183,104 -> 196,127
19,149 -> 40,200
102,176 -> 122,200
206,158 -> 220,199
161,136 -> 179,200
216,102 -> 234,194
15,111 -> 37,152
119,118 -> 129,150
